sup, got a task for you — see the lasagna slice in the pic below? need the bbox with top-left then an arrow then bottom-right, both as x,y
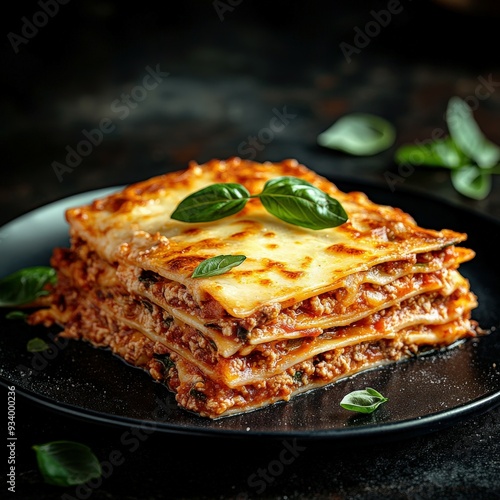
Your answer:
28,157 -> 481,419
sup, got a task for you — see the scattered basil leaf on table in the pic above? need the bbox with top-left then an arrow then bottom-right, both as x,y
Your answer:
446,96 -> 500,169
27,337 -> 50,352
340,387 -> 388,414
317,113 -> 396,155
0,266 -> 56,307
192,255 -> 247,278
450,166 -> 492,201
5,310 -> 28,320
395,137 -> 467,169
32,440 -> 102,487
395,96 -> 500,200
171,176 -> 348,230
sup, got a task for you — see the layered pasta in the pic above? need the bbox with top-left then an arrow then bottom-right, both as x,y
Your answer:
29,158 -> 480,418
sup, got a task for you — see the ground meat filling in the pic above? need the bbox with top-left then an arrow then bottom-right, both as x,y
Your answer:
28,289 -> 468,418
30,266 -> 477,403
27,238 -> 478,419
25,289 -> 425,418
58,239 -> 471,342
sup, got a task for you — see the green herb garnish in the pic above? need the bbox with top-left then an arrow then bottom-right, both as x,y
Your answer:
32,440 -> 102,487
153,353 -> 175,372
171,183 -> 249,223
189,388 -> 207,401
138,270 -> 160,287
6,310 -> 28,320
317,113 -> 396,156
171,177 -> 348,230
191,255 -> 246,278
395,137 -> 467,169
27,337 -> 49,353
0,266 -> 56,307
236,325 -> 250,341
447,96 -> 500,169
450,165 -> 492,201
395,96 -> 500,200
340,387 -> 388,414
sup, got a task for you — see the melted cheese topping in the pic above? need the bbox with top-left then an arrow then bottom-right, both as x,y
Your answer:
66,158 -> 470,318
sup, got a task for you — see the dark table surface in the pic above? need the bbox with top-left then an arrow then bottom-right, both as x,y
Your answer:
2,1 -> 500,498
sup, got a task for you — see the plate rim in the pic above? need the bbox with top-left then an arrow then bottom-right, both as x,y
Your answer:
2,378 -> 499,441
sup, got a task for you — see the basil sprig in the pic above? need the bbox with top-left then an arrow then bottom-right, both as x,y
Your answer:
32,440 -> 102,487
0,266 -> 56,307
171,177 -> 348,230
340,387 -> 388,414
191,255 -> 246,278
395,96 -> 500,200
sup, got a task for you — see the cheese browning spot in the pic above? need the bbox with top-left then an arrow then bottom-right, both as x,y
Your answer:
326,243 -> 366,255
301,256 -> 313,269
231,231 -> 253,239
167,256 -> 206,273
182,227 -> 203,236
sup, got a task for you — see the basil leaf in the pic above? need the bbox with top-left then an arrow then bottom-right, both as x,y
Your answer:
340,387 -> 388,414
487,164 -> 500,175
451,166 -> 492,200
170,177 -> 349,229
395,137 -> 467,169
191,255 -> 246,278
153,353 -> 175,372
317,113 -> 396,156
27,337 -> 50,352
170,183 -> 250,222
32,440 -> 102,487
6,310 -> 28,320
446,96 -> 500,168
258,177 -> 348,230
0,266 -> 57,307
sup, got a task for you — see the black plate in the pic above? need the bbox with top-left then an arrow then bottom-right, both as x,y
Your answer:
1,182 -> 499,441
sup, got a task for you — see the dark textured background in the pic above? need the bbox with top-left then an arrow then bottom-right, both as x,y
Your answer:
2,1 -> 500,498
2,0 -> 500,225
